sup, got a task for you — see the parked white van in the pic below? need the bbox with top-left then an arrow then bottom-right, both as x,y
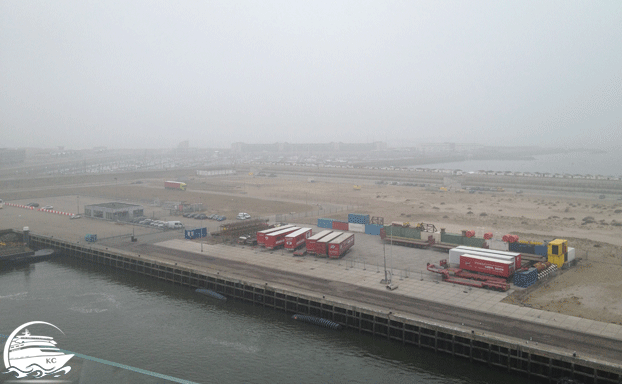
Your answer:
166,221 -> 184,229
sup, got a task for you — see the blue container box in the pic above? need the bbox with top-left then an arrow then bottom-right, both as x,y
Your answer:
364,224 -> 382,236
317,218 -> 334,228
534,245 -> 547,257
514,268 -> 537,288
348,213 -> 370,224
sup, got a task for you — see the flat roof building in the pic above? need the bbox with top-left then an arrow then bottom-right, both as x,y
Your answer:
84,202 -> 144,221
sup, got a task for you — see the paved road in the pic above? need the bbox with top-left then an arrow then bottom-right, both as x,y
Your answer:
125,243 -> 622,364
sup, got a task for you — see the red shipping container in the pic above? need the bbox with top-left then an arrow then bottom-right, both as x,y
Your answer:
459,254 -> 514,278
256,225 -> 295,246
315,232 -> 343,256
328,233 -> 355,258
332,221 -> 349,231
284,228 -> 313,251
264,227 -> 300,249
305,230 -> 332,254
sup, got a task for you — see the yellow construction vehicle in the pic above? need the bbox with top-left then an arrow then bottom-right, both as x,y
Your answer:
353,185 -> 361,190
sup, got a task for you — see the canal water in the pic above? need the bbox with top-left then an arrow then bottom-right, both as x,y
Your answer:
0,256 -> 528,384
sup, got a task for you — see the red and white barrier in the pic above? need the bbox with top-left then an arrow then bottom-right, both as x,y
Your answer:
5,203 -> 35,210
38,208 -> 75,216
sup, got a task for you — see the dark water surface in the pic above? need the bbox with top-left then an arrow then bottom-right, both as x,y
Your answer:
0,256 -> 528,383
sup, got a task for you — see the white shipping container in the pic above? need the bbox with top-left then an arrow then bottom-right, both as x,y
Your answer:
449,248 -> 518,269
567,247 -> 575,262
431,232 -> 441,244
348,223 -> 365,233
488,239 -> 509,251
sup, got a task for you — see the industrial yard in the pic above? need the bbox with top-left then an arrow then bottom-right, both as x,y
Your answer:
1,165 -> 621,326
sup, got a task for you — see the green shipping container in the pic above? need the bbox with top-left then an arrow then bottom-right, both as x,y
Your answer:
441,233 -> 463,245
385,226 -> 404,238
463,237 -> 486,248
402,227 -> 421,240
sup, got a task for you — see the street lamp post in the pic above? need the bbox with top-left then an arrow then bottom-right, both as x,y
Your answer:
77,196 -> 79,215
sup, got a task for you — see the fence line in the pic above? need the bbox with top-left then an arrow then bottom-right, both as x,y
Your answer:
275,205 -> 361,223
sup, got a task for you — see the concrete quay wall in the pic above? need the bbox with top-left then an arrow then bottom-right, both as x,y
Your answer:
30,233 -> 622,384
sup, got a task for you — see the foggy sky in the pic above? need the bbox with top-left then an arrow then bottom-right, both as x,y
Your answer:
1,1 -> 621,150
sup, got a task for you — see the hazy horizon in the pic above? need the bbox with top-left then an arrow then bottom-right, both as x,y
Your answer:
2,1 -> 620,150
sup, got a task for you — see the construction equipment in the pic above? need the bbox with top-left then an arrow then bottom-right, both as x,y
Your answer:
414,222 -> 437,233
353,185 -> 361,190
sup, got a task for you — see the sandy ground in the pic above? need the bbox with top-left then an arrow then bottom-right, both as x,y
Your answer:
1,171 -> 621,324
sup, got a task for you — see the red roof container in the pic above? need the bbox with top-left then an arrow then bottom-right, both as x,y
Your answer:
315,231 -> 343,256
305,230 -> 333,254
328,233 -> 355,258
459,254 -> 515,278
284,228 -> 313,251
332,221 -> 349,231
256,224 -> 295,246
264,227 -> 300,249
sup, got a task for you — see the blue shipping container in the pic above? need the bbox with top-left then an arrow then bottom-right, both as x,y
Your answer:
185,227 -> 207,239
317,218 -> 334,229
348,213 -> 370,224
534,245 -> 548,257
365,224 -> 382,236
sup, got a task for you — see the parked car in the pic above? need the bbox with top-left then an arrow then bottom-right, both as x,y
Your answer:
216,216 -> 226,221
27,203 -> 39,207
70,215 -> 82,219
195,214 -> 207,220
42,205 -> 53,210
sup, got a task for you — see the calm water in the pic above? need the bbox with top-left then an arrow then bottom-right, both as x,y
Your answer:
0,256 -> 528,384
412,151 -> 621,177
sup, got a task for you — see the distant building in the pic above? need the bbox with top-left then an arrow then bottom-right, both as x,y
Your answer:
231,142 -> 387,153
84,202 -> 144,221
0,148 -> 26,165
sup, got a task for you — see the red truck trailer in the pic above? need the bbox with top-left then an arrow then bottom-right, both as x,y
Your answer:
315,231 -> 343,257
306,230 -> 333,254
256,224 -> 295,246
328,233 -> 355,258
264,227 -> 300,250
459,254 -> 515,278
284,228 -> 313,251
164,181 -> 187,191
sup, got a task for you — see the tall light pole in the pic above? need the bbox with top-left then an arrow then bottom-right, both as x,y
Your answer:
114,177 -> 118,201
77,196 -> 80,215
